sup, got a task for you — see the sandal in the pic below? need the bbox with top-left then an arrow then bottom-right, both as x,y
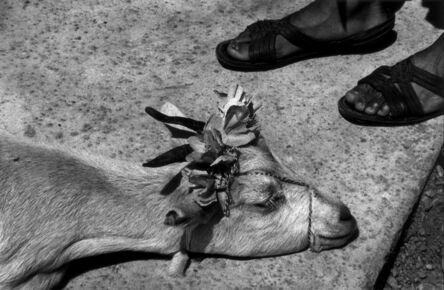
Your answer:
216,16 -> 397,72
338,58 -> 444,126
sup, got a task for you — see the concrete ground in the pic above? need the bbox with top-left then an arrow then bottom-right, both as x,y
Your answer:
0,0 -> 443,289
382,154 -> 444,290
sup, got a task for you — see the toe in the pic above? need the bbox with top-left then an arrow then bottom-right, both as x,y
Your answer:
227,40 -> 250,61
350,84 -> 387,115
345,84 -> 373,109
235,30 -> 252,43
355,100 -> 366,111
345,87 -> 361,104
364,93 -> 385,115
364,102 -> 379,115
377,104 -> 390,116
352,92 -> 367,112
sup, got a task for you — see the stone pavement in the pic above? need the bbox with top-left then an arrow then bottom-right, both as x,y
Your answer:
0,0 -> 442,289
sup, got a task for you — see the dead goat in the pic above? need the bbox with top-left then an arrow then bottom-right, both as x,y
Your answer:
0,85 -> 358,289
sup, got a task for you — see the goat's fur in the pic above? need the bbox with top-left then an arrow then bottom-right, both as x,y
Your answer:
0,134 -> 189,288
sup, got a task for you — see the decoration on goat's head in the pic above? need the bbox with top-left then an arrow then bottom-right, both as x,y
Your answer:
144,85 -> 261,222
217,84 -> 260,147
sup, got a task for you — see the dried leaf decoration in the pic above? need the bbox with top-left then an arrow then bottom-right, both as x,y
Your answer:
219,85 -> 260,147
144,84 -> 261,222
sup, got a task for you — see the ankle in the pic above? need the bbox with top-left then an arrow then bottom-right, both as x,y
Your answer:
343,1 -> 394,27
292,0 -> 394,30
413,34 -> 444,76
381,0 -> 405,15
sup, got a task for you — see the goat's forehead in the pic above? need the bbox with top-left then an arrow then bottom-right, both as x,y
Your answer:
238,146 -> 279,172
237,173 -> 277,186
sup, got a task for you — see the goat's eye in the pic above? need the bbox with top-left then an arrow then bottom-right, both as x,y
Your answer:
253,194 -> 285,211
253,203 -> 268,209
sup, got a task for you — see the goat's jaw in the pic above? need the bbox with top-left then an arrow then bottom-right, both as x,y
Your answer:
186,221 -> 310,257
309,228 -> 358,253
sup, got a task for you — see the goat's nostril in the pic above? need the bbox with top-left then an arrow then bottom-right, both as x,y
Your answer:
339,205 -> 352,221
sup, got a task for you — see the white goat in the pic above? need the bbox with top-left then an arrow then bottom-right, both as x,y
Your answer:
0,86 -> 357,289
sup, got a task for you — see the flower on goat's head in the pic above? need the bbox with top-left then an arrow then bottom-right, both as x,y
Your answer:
188,84 -> 261,158
144,84 -> 261,218
179,84 -> 261,216
219,84 -> 260,147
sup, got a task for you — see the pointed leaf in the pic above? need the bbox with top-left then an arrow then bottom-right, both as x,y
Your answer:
210,155 -> 237,168
188,136 -> 206,153
207,129 -> 224,152
222,132 -> 257,147
143,144 -> 193,167
185,151 -> 204,162
224,105 -> 250,133
160,171 -> 183,195
145,107 -> 205,133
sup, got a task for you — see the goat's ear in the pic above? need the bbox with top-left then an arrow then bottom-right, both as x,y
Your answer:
159,171 -> 184,196
261,137 -> 307,182
160,102 -> 197,138
146,104 -> 205,134
143,144 -> 193,168
164,209 -> 191,226
164,201 -> 218,227
159,102 -> 202,146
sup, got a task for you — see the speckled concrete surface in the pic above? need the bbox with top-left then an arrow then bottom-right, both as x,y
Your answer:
0,0 -> 443,289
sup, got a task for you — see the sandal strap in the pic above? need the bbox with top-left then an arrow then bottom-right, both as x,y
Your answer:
277,17 -> 322,49
243,18 -> 321,48
248,18 -> 330,62
248,19 -> 320,62
411,62 -> 444,97
244,19 -> 283,41
328,17 -> 395,47
249,32 -> 277,62
280,16 -> 395,49
358,59 -> 444,117
359,66 -> 408,116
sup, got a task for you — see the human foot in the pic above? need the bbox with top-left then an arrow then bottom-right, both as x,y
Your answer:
339,33 -> 444,126
226,0 -> 396,61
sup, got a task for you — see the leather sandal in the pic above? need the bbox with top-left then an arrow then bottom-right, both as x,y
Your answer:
216,17 -> 396,72
338,58 -> 444,126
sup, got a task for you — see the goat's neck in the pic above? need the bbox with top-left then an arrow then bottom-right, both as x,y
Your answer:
60,156 -> 188,259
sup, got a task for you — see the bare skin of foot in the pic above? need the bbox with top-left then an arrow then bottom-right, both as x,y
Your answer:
227,0 -> 402,61
345,33 -> 444,117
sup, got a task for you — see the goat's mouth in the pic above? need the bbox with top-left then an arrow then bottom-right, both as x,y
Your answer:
309,219 -> 359,252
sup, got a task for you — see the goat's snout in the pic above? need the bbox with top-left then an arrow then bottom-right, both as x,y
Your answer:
310,194 -> 358,252
339,203 -> 353,222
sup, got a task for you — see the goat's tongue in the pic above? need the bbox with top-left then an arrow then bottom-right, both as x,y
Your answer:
168,251 -> 189,276
310,234 -> 323,253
